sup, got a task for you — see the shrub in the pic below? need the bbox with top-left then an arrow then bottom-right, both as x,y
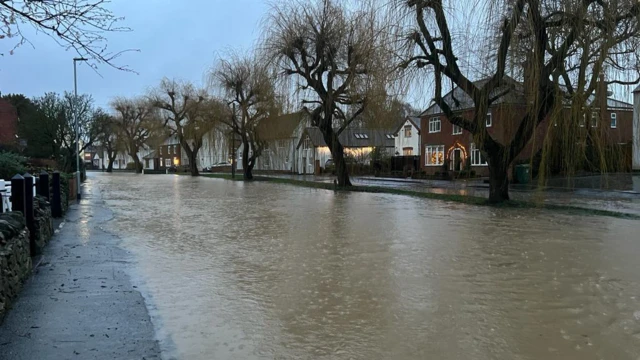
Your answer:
125,162 -> 136,170
0,151 -> 27,180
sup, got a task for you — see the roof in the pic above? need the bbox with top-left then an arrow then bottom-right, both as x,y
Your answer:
634,84 -> 640,93
392,116 -> 421,135
256,112 -> 305,141
143,150 -> 157,160
421,77 -> 633,115
297,127 -> 395,149
421,77 -> 524,116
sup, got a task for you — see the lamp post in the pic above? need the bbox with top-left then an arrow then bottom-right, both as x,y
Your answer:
73,57 -> 87,201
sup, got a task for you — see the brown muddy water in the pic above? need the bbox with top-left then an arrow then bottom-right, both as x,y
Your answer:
92,172 -> 640,360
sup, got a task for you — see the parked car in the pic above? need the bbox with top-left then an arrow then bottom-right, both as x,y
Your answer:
212,161 -> 231,167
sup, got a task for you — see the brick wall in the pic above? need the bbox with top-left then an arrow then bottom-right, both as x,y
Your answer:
0,99 -> 18,148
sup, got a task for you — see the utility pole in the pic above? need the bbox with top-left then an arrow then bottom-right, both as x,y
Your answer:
73,57 -> 87,201
231,103 -> 236,179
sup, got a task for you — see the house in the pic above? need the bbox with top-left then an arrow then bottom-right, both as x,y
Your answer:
633,85 -> 640,171
420,77 -> 634,176
393,116 -> 421,156
253,112 -> 308,172
0,99 -> 18,149
295,127 -> 395,174
145,137 -> 184,170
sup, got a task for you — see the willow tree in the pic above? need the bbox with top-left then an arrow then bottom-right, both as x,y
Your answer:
150,79 -> 225,176
212,54 -> 280,180
398,0 -> 640,202
0,0 -> 133,69
264,0 -> 395,186
94,109 -> 122,172
111,97 -> 157,173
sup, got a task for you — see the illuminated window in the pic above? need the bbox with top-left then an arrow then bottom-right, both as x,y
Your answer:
404,125 -> 412,138
452,124 -> 462,135
403,148 -> 413,156
470,143 -> 488,166
610,113 -> 617,128
429,118 -> 441,133
486,112 -> 492,127
425,145 -> 444,166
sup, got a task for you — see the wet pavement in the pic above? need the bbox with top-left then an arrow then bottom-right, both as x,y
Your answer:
0,179 -> 160,360
91,172 -> 640,359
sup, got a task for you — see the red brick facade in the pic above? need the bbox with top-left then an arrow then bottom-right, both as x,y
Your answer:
156,143 -> 181,168
420,104 -> 633,177
0,99 -> 18,148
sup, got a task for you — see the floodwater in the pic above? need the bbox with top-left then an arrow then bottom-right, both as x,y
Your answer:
93,172 -> 640,360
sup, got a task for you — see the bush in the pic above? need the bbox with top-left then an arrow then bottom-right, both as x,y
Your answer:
0,151 -> 27,180
125,162 -> 136,170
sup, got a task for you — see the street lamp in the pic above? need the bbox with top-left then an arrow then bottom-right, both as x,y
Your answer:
73,57 -> 87,201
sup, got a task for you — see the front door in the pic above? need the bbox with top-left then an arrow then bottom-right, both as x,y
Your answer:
451,149 -> 462,171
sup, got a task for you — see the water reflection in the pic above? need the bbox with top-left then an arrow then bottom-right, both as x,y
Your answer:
93,173 -> 640,360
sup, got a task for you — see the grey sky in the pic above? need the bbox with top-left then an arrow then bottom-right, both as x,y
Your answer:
0,0 -> 269,110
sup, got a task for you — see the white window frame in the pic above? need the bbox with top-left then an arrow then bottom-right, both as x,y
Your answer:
486,112 -> 492,127
590,111 -> 598,128
165,159 -> 171,167
428,117 -> 441,133
424,145 -> 445,166
404,125 -> 412,138
159,147 -> 162,155
452,124 -> 462,135
470,143 -> 488,166
610,112 -> 617,128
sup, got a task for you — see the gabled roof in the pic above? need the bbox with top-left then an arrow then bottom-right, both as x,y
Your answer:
143,150 -> 157,160
256,112 -> 306,141
421,77 -> 633,116
297,127 -> 395,149
392,116 -> 421,135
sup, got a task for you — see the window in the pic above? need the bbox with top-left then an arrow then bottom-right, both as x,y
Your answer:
403,148 -> 413,156
404,125 -> 412,138
590,112 -> 598,127
429,117 -> 441,133
425,145 -> 445,166
165,159 -> 171,167
452,124 -> 462,135
173,145 -> 177,154
610,112 -> 617,128
159,147 -> 162,155
486,112 -> 492,127
470,143 -> 488,166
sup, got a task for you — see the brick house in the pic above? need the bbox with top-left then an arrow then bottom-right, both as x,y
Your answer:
0,99 -> 18,149
151,142 -> 182,170
420,78 -> 634,177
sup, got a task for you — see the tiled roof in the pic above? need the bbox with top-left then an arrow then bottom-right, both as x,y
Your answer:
256,112 -> 305,141
393,116 -> 421,135
298,127 -> 395,149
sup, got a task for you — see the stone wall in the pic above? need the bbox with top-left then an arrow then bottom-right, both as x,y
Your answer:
0,212 -> 31,320
33,196 -> 53,255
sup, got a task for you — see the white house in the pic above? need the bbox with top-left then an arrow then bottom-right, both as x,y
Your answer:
295,127 -> 395,174
633,85 -> 640,172
392,116 -> 421,156
253,112 -> 309,172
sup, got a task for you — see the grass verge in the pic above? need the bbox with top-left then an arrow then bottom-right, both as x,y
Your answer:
201,173 -> 639,220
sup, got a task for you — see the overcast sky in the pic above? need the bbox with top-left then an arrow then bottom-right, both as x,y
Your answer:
0,0 -> 269,110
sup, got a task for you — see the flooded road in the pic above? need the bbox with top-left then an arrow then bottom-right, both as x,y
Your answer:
94,172 -> 640,359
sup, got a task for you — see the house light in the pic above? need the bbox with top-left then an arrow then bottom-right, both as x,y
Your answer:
173,157 -> 180,165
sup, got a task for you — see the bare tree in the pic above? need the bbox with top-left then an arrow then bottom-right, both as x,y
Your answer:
0,0 -> 134,70
264,0 -> 395,186
93,109 -> 122,172
110,97 -> 157,173
150,79 -> 226,176
211,54 -> 280,180
398,0 -> 640,203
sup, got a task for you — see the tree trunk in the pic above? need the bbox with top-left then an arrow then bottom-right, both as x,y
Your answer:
130,153 -> 142,173
488,156 -> 510,203
188,150 -> 199,176
242,141 -> 253,180
107,153 -> 116,172
321,128 -> 352,187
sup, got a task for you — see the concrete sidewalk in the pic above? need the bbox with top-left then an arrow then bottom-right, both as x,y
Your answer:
0,179 -> 160,359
